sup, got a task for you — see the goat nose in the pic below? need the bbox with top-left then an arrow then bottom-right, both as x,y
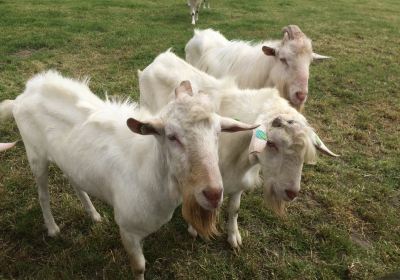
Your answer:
296,91 -> 307,102
202,188 -> 223,208
285,189 -> 298,201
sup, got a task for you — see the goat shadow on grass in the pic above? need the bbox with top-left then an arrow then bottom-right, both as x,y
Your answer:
2,196 -> 241,279
143,205 -> 240,278
6,203 -> 106,244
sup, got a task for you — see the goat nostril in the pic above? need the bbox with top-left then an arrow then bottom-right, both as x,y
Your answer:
296,91 -> 307,102
285,189 -> 298,201
202,188 -> 222,203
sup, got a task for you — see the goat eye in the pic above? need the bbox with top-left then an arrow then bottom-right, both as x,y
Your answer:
267,141 -> 278,150
167,134 -> 178,141
168,135 -> 177,141
280,58 -> 288,65
167,135 -> 183,146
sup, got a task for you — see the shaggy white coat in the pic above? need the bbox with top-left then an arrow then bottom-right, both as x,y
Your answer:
0,71 -> 255,278
185,27 -> 330,111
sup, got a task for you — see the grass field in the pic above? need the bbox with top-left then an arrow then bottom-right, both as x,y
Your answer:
0,0 -> 399,279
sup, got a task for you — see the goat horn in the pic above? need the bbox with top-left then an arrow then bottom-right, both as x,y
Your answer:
312,53 -> 331,60
282,25 -> 303,40
0,141 -> 17,152
311,132 -> 339,157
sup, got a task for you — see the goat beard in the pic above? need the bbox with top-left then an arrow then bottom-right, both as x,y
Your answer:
264,184 -> 287,217
181,191 -> 219,240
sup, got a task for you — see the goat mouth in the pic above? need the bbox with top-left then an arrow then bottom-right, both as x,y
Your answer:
198,198 -> 221,211
206,201 -> 221,210
290,97 -> 304,106
269,183 -> 293,202
283,196 -> 296,202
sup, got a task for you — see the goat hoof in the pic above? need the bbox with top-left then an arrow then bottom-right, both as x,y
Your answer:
228,230 -> 242,248
188,225 -> 198,238
92,212 -> 102,222
48,225 -> 60,237
134,272 -> 144,280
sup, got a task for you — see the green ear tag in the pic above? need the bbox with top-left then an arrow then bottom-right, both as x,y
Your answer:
255,129 -> 267,141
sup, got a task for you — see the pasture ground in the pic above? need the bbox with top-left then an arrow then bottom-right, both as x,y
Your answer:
0,0 -> 399,279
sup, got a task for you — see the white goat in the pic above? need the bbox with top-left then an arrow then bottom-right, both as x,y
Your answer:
188,0 -> 203,25
187,0 -> 209,9
0,71 -> 256,278
185,26 -> 330,111
139,51 -> 338,248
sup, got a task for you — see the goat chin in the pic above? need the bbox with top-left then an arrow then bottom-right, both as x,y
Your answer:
264,184 -> 287,217
182,192 -> 219,239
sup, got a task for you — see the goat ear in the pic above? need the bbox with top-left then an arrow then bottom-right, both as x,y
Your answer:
312,53 -> 330,60
127,118 -> 164,136
220,117 -> 259,132
311,131 -> 339,157
175,80 -> 193,98
248,124 -> 268,163
262,46 -> 276,56
0,142 -> 17,152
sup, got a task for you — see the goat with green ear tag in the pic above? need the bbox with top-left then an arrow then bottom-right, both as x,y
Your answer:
138,50 -> 339,249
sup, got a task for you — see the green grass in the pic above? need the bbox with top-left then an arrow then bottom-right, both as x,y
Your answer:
0,0 -> 399,279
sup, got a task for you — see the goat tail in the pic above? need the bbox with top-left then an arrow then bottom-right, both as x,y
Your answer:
0,99 -> 15,121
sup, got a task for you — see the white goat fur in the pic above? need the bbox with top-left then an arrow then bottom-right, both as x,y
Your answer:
185,28 -> 329,111
139,51 -> 338,248
1,71 -> 255,278
187,0 -> 210,9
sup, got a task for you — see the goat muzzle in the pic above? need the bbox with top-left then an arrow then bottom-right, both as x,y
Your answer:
202,188 -> 223,209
